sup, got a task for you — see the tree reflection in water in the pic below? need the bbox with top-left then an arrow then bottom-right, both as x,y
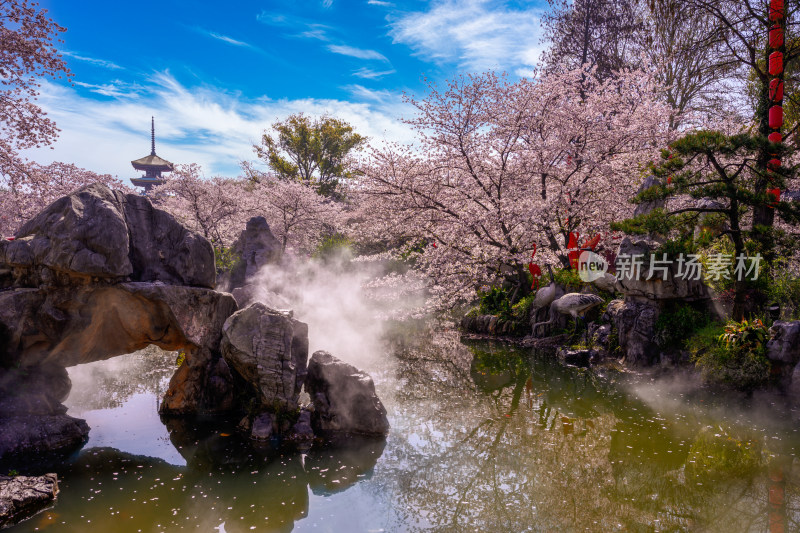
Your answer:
376,329 -> 800,532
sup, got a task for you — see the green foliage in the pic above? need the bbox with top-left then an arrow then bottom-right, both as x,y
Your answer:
688,320 -> 771,390
542,267 -> 583,292
6,469 -> 18,477
213,244 -> 241,273
512,293 -> 535,321
654,305 -> 710,349
478,286 -> 513,320
254,113 -> 366,198
718,318 -> 769,351
313,233 -> 353,260
175,351 -> 186,368
766,258 -> 800,317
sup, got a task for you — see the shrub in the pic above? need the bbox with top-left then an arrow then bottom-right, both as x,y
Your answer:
654,305 -> 710,349
688,320 -> 771,390
313,233 -> 353,260
511,293 -> 535,322
478,286 -> 513,319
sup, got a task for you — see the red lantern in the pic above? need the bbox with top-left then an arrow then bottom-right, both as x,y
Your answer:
769,132 -> 783,143
768,187 -> 781,207
770,25 -> 784,49
770,105 -> 784,129
770,79 -> 784,102
769,51 -> 783,76
771,0 -> 785,21
769,158 -> 782,170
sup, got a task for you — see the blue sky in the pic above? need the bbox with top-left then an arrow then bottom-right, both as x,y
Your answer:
32,0 -> 547,178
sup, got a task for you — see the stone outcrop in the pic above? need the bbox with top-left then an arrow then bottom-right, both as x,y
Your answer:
221,303 -> 309,413
614,237 -> 710,302
767,321 -> 800,391
305,351 -> 389,437
228,216 -> 282,291
0,183 -> 215,289
0,474 -> 59,528
632,175 -> 666,217
0,184 -> 241,465
605,299 -> 660,366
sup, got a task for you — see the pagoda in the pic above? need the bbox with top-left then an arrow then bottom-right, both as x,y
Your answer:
130,117 -> 173,192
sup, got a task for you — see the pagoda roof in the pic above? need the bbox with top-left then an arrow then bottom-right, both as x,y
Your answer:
131,153 -> 174,171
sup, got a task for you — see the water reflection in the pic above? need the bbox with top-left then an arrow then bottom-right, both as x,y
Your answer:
10,331 -> 800,531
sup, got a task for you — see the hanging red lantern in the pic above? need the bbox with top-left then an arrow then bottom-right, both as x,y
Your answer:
770,0 -> 785,21
769,105 -> 784,129
769,51 -> 784,76
769,132 -> 783,143
769,158 -> 782,170
768,187 -> 781,207
770,25 -> 785,48
770,79 -> 784,102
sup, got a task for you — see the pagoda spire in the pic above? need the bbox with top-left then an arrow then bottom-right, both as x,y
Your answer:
150,116 -> 156,156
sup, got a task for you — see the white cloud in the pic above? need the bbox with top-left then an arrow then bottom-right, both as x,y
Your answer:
368,0 -> 394,6
25,74 -> 415,180
328,44 -> 388,61
61,50 -> 124,70
389,0 -> 546,72
73,80 -> 142,98
195,28 -> 254,48
353,67 -> 396,79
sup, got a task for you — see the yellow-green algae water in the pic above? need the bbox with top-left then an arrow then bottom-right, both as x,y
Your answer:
9,330 -> 800,532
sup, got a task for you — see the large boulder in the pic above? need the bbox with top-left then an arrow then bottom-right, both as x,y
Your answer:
605,299 -> 660,366
228,216 -> 282,291
632,175 -> 666,217
614,237 -> 710,302
220,303 -> 309,412
0,474 -> 59,528
305,351 -> 389,437
0,183 -> 215,289
0,283 -> 236,369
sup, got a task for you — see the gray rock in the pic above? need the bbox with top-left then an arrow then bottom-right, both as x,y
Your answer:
557,348 -> 599,367
0,416 -> 89,466
228,216 -> 282,290
614,237 -> 710,301
632,175 -> 665,217
0,183 -> 216,289
767,321 -> 800,365
305,351 -> 389,437
250,412 -> 275,441
220,303 -> 309,412
605,299 -> 660,366
0,474 -> 59,528
287,409 -> 315,443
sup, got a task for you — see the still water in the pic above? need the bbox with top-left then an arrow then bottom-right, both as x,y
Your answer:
9,330 -> 800,532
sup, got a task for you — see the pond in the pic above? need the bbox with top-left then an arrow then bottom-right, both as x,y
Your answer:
9,330 -> 800,532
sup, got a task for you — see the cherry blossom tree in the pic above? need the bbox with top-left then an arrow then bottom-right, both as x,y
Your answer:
0,161 -> 125,236
150,164 -> 250,250
244,163 -> 344,255
0,0 -> 70,180
355,68 -> 672,307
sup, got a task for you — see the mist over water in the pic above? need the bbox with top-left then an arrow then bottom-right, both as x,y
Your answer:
247,254 -> 423,371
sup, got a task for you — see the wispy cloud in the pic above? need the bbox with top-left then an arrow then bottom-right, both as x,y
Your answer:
353,67 -> 396,79
322,0 -> 334,6
61,50 -> 124,70
389,0 -> 545,72
367,0 -> 394,5
74,81 -> 141,98
328,44 -> 388,61
345,84 -> 393,102
195,27 -> 254,48
27,74 -> 414,179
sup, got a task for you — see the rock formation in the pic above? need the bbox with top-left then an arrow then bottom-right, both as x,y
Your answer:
0,474 -> 59,528
0,184 -> 239,465
226,216 -> 282,307
221,303 -> 309,413
604,299 -> 660,366
305,351 -> 389,437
